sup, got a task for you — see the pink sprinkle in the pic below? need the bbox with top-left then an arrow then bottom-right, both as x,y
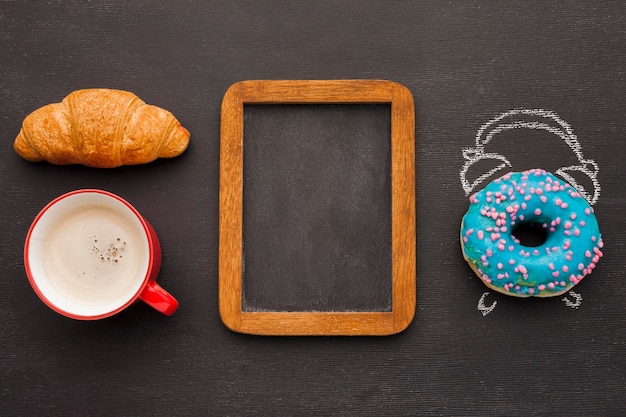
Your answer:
585,250 -> 592,258
509,259 -> 516,265
538,284 -> 546,291
585,208 -> 591,215
518,265 -> 527,274
491,233 -> 500,241
561,202 -> 569,209
463,237 -> 468,243
535,188 -> 543,195
534,208 -> 542,216
465,228 -> 475,236
497,263 -> 504,269
579,220 -> 586,227
574,229 -> 581,237
548,263 -> 555,270
564,221 -> 573,229
578,263 -> 584,270
498,244 -> 505,251
477,230 -> 484,240
555,198 -> 562,206
540,196 -> 547,203
570,213 -> 577,220
562,265 -> 569,273
552,271 -> 560,278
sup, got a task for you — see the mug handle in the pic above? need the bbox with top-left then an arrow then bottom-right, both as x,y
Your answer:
139,281 -> 179,316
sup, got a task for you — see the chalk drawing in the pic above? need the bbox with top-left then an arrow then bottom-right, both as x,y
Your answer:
464,109 -> 602,314
460,108 -> 600,205
477,292 -> 497,316
562,290 -> 583,309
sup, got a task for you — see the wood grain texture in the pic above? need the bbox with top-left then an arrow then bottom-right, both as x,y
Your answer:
219,80 -> 415,335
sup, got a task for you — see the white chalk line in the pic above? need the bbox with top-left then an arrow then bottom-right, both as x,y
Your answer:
477,291 -> 497,316
460,108 -> 600,205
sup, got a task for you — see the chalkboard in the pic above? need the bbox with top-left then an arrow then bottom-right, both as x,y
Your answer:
219,80 -> 415,335
242,103 -> 393,313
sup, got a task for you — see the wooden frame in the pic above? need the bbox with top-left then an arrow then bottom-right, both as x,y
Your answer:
219,80 -> 415,335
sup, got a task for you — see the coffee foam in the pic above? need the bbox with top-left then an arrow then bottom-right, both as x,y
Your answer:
27,193 -> 150,317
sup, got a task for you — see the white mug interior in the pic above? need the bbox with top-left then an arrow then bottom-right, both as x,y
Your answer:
26,191 -> 152,318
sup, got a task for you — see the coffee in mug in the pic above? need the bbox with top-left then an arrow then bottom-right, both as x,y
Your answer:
25,189 -> 178,319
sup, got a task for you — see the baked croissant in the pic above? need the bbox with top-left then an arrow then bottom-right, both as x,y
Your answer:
14,88 -> 190,168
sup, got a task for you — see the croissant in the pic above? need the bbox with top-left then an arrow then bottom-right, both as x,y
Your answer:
14,88 -> 190,168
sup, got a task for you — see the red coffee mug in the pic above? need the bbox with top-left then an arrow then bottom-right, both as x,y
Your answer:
24,189 -> 179,320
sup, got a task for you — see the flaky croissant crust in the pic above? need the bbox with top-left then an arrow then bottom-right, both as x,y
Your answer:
14,89 -> 190,168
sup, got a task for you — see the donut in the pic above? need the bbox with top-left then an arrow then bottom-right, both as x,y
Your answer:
460,168 -> 603,297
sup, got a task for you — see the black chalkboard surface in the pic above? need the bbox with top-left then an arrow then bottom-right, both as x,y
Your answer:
242,103 -> 393,312
2,1 -> 626,416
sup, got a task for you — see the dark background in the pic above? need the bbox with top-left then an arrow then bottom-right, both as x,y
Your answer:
1,1 -> 625,416
242,104 -> 393,313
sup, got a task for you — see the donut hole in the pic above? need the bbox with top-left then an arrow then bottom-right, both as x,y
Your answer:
511,221 -> 548,247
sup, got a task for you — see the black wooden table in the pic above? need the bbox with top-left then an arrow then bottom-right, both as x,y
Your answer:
1,1 -> 625,415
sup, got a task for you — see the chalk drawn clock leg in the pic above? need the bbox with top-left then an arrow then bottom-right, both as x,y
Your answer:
477,292 -> 497,316
561,290 -> 583,309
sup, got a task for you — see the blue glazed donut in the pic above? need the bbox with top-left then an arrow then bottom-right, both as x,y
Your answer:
460,169 -> 603,297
